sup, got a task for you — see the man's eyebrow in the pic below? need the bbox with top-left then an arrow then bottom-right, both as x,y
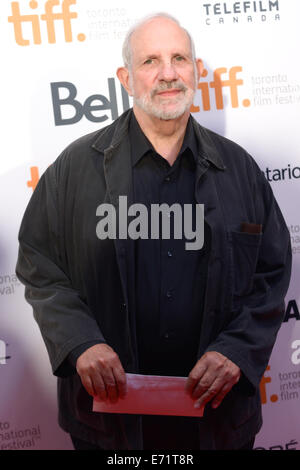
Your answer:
172,51 -> 189,56
140,51 -> 191,60
142,54 -> 159,60
173,51 -> 194,59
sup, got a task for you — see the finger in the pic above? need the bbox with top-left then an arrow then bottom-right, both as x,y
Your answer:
90,371 -> 107,401
80,373 -> 97,398
192,359 -> 240,400
113,365 -> 127,399
211,371 -> 241,409
194,377 -> 222,409
185,362 -> 208,395
191,369 -> 219,399
211,381 -> 234,409
101,369 -> 119,403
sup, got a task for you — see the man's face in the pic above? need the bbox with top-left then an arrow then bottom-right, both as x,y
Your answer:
126,18 -> 201,120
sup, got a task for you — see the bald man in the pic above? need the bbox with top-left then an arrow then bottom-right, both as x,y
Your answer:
16,13 -> 291,450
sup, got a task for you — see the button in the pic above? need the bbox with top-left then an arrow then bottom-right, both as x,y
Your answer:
166,290 -> 173,299
165,176 -> 171,182
163,331 -> 175,339
167,250 -> 173,257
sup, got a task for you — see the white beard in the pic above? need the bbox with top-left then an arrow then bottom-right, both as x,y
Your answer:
131,75 -> 197,120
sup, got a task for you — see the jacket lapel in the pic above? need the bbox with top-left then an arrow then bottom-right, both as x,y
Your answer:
92,110 -> 133,301
93,110 -> 139,361
192,118 -> 229,352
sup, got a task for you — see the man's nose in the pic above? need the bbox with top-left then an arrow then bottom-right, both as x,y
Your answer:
157,61 -> 179,81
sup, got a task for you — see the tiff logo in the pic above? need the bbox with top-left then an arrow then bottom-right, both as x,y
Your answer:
259,365 -> 278,404
8,0 -> 86,46
191,66 -> 251,112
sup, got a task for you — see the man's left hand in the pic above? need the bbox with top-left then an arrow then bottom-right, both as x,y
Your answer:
185,351 -> 241,414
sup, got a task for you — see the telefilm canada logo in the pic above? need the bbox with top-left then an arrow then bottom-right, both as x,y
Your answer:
8,0 -> 85,46
201,0 -> 280,26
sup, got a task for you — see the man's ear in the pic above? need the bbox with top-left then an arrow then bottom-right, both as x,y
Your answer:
116,67 -> 133,96
195,58 -> 204,81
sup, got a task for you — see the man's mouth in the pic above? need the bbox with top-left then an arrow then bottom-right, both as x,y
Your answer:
156,89 -> 183,97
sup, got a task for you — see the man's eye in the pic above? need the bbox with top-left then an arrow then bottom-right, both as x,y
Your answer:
144,59 -> 153,65
175,56 -> 185,61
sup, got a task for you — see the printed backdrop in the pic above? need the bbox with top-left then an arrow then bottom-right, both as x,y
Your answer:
0,0 -> 299,450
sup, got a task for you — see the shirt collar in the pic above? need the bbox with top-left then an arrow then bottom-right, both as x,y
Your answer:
92,108 -> 226,172
129,112 -> 198,167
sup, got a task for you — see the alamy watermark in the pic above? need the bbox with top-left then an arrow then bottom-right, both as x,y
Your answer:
96,196 -> 204,250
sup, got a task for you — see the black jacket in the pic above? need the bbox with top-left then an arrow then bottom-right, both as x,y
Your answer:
16,109 -> 291,449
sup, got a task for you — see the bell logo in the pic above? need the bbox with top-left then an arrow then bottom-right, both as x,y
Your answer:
8,0 -> 86,46
191,66 -> 251,112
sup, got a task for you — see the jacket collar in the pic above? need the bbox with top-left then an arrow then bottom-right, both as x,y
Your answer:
91,108 -> 226,171
91,109 -> 132,154
190,116 -> 226,171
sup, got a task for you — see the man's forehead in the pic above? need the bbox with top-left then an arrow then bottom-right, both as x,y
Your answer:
130,18 -> 191,58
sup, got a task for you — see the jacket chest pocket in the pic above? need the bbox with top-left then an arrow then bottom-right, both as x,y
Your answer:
229,230 -> 262,298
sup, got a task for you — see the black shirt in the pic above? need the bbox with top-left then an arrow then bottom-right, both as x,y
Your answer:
129,113 -> 210,378
68,114 -> 211,382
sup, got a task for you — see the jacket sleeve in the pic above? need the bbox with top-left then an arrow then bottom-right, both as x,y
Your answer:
205,164 -> 292,392
16,163 -> 106,378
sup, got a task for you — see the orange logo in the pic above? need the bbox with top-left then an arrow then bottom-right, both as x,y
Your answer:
191,66 -> 250,112
27,166 -> 40,191
260,365 -> 278,404
8,0 -> 86,46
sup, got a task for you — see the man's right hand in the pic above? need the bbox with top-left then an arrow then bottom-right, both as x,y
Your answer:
76,343 -> 127,403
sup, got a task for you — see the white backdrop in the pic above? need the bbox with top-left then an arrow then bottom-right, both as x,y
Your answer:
1,0 -> 299,450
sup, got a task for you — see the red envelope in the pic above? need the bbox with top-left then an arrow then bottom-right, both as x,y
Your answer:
93,373 -> 204,417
